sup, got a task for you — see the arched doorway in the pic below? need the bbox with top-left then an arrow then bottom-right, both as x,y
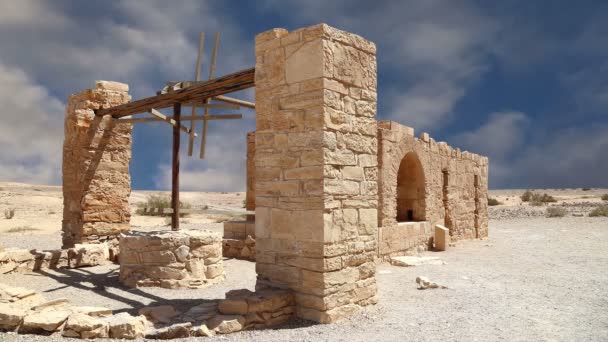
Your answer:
396,152 -> 426,222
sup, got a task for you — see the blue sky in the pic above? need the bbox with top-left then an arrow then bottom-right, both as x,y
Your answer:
0,0 -> 606,190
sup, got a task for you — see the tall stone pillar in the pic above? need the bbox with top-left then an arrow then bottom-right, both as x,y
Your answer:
254,24 -> 378,323
62,81 -> 133,249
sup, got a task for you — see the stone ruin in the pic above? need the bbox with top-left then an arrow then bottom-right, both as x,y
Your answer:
0,23 -> 488,338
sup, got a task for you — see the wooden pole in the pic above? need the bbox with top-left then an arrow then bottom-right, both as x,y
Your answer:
188,32 -> 205,156
200,32 -> 220,159
171,103 -> 181,231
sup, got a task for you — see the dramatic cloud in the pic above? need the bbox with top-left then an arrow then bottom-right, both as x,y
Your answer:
0,62 -> 64,184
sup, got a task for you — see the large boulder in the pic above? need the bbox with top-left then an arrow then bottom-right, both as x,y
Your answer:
20,309 -> 71,333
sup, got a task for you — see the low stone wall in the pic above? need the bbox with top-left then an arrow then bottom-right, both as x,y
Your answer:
0,244 -> 113,274
119,230 -> 225,289
0,282 -> 295,339
378,221 -> 433,258
222,220 -> 256,261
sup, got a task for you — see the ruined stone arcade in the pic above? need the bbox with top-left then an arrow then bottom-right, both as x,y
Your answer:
0,23 -> 489,338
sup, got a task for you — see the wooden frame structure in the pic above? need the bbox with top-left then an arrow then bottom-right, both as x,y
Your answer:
94,33 -> 255,230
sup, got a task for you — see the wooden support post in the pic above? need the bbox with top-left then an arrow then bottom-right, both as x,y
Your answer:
188,32 -> 205,157
171,103 -> 181,231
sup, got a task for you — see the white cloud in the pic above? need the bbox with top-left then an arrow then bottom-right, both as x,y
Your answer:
0,62 -> 64,184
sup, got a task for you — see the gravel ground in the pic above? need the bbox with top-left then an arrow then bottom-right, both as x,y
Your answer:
2,217 -> 608,341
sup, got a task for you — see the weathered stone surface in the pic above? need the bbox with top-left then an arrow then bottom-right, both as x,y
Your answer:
145,322 -> 191,339
21,310 -> 71,332
207,314 -> 245,334
106,312 -> 148,339
435,224 -> 449,251
119,230 -> 224,289
62,81 -> 132,248
218,298 -> 248,315
138,305 -> 179,324
0,303 -> 27,330
416,276 -> 448,289
390,256 -> 444,267
62,313 -> 109,338
192,323 -> 215,337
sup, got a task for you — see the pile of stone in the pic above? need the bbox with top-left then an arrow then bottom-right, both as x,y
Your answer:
0,244 -> 112,275
223,220 -> 256,261
119,229 -> 225,289
0,283 -> 295,339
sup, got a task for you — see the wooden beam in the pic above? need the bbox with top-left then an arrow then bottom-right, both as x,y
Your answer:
188,32 -> 205,157
200,32 -> 220,159
95,67 -> 255,118
171,103 -> 181,231
116,114 -> 242,124
213,95 -> 255,109
147,108 -> 197,136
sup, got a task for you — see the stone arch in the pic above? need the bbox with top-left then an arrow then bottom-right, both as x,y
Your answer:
396,152 -> 426,222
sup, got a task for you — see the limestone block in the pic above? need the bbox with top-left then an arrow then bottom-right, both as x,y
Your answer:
68,243 -> 109,268
207,315 -> 245,334
62,313 -> 109,338
0,303 -> 27,330
21,310 -> 71,333
435,224 -> 449,251
107,312 -> 148,339
145,322 -> 191,339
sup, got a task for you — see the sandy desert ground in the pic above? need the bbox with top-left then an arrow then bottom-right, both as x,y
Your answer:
0,182 -> 607,341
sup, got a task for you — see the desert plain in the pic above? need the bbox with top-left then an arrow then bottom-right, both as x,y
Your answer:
0,182 -> 607,341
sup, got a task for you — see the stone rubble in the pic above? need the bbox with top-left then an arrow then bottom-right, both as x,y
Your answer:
416,276 -> 448,290
390,256 -> 445,267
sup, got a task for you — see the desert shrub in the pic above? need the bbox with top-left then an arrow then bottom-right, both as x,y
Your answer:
589,205 -> 608,217
487,198 -> 502,206
136,194 -> 191,217
546,207 -> 567,218
6,226 -> 39,233
521,190 -> 533,202
582,188 -> 592,191
4,208 -> 15,219
601,194 -> 608,201
527,192 -> 557,206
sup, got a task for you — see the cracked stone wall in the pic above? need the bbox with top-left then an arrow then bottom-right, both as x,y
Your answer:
377,120 -> 488,256
254,24 -> 378,323
62,81 -> 132,249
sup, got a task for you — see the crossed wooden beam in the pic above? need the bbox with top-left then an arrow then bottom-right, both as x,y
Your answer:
93,32 -> 255,231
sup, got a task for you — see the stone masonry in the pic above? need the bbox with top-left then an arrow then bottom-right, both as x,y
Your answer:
119,230 -> 225,289
254,24 -> 379,323
62,81 -> 132,249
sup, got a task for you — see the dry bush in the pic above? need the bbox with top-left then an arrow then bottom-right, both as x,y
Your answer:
601,194 -> 608,201
527,192 -> 557,206
521,190 -> 533,202
582,187 -> 592,191
589,205 -> 608,217
136,194 -> 191,217
488,198 -> 502,206
6,226 -> 40,233
4,208 -> 15,219
546,207 -> 567,218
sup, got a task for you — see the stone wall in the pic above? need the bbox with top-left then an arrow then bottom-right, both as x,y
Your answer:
223,220 -> 256,261
377,120 -> 488,254
62,81 -> 132,249
245,132 -> 256,213
119,230 -> 224,289
254,24 -> 378,323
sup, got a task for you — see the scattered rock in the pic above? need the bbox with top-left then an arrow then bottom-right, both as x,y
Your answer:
0,303 -> 27,330
416,276 -> 448,290
139,305 -> 180,324
31,298 -> 70,311
62,312 -> 109,338
390,256 -> 444,267
192,323 -> 215,337
174,245 -> 190,262
145,322 -> 191,339
207,314 -> 245,334
68,244 -> 109,268
181,302 -> 218,322
106,312 -> 148,339
20,309 -> 71,333
71,306 -> 112,317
